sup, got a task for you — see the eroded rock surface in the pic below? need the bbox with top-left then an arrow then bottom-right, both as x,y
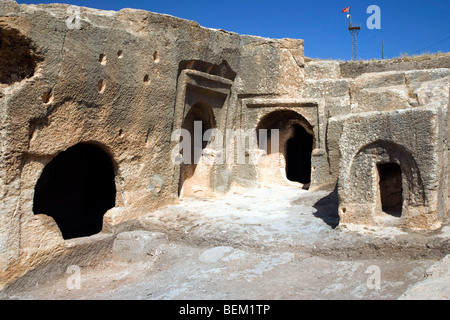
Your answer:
0,2 -> 448,298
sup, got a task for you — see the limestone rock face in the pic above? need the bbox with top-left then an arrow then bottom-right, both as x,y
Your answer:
0,2 -> 449,290
0,2 -> 305,287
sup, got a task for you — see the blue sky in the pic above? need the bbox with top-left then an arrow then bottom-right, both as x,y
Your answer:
16,0 -> 450,61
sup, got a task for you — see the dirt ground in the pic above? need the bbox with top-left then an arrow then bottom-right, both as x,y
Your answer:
1,186 -> 449,300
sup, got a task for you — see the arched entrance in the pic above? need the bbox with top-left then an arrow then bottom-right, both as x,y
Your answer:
285,124 -> 313,184
340,140 -> 426,226
33,143 -> 116,239
179,102 -> 216,197
377,162 -> 403,217
256,110 -> 314,188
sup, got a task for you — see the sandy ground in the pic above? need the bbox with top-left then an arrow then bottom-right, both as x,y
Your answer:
1,186 -> 449,300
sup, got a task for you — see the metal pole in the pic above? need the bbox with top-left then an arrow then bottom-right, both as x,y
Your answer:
382,40 -> 385,60
351,31 -> 358,61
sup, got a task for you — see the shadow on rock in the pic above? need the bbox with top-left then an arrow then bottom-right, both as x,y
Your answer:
312,187 -> 340,229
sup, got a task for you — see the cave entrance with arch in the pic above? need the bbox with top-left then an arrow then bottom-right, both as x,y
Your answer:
256,110 -> 314,189
377,162 -> 403,218
178,102 -> 216,197
33,142 -> 116,239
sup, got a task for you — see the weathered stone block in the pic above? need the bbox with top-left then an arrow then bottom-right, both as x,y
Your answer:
305,60 -> 341,80
336,104 -> 447,230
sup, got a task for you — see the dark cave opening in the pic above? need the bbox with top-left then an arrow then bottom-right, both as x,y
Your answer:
285,124 -> 313,185
33,143 -> 116,239
377,162 -> 403,217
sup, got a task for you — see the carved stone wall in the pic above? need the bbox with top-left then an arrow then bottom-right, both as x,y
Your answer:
0,2 -> 448,289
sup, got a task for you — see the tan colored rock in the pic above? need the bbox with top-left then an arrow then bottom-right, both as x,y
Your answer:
0,3 -> 448,290
112,231 -> 168,263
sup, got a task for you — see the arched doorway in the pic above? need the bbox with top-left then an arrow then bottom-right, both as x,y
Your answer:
377,162 -> 403,217
33,143 -> 116,239
179,102 -> 216,197
285,124 -> 313,184
340,140 -> 426,226
256,110 -> 314,188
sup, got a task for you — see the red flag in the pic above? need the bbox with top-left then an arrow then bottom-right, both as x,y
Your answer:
342,6 -> 350,13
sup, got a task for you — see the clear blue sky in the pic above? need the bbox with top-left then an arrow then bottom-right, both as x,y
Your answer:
15,0 -> 450,61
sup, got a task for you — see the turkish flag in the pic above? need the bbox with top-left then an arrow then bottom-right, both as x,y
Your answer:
342,6 -> 350,13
